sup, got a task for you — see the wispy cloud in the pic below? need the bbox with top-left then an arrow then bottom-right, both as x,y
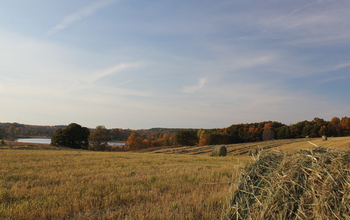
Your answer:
240,55 -> 275,68
265,2 -> 321,27
332,62 -> 350,71
64,62 -> 140,94
116,80 -> 132,86
46,0 -> 118,36
254,1 -> 350,46
88,63 -> 137,84
182,77 -> 208,93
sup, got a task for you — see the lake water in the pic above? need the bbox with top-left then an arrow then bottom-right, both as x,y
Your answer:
16,138 -> 125,146
16,138 -> 51,144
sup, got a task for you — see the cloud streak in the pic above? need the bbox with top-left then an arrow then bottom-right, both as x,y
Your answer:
182,77 -> 208,93
88,63 -> 137,84
46,0 -> 117,36
63,62 -> 140,95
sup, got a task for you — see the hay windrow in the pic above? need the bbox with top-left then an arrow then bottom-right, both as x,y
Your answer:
226,148 -> 350,220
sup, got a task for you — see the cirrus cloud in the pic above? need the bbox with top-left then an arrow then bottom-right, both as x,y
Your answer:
46,0 -> 118,36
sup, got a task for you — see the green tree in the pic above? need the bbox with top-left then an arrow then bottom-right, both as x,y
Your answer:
301,124 -> 312,137
174,130 -> 198,146
206,133 -> 229,145
277,126 -> 290,139
88,126 -> 112,151
51,123 -> 90,149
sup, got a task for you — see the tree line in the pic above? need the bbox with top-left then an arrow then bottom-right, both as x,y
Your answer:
0,123 -> 65,138
125,116 -> 350,150
1,116 -> 350,150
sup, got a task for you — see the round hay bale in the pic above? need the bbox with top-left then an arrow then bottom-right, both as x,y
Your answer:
322,135 -> 327,141
212,146 -> 227,156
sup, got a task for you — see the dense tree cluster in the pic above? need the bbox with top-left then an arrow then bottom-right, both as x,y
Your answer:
201,117 -> 350,145
173,130 -> 198,146
51,123 -> 90,149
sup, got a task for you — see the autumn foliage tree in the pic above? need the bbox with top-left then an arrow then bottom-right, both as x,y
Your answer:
340,117 -> 350,135
198,136 -> 208,146
329,117 -> 342,136
126,133 -> 143,150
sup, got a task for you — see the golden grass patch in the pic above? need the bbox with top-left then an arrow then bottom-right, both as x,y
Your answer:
0,148 -> 248,220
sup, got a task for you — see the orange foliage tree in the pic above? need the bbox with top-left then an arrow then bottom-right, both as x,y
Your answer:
330,117 -> 342,136
126,133 -> 143,150
340,117 -> 350,135
198,138 -> 208,146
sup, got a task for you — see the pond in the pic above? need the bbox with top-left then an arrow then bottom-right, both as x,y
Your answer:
16,138 -> 125,146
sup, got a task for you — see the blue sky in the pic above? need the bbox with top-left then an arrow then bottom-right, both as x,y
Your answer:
1,0 -> 350,129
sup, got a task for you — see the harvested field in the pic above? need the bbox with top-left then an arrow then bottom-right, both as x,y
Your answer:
226,147 -> 350,219
2,137 -> 350,219
145,137 -> 350,156
145,138 -> 312,156
0,146 -> 249,220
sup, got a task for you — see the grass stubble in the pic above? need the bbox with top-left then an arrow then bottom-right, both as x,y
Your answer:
0,147 -> 248,220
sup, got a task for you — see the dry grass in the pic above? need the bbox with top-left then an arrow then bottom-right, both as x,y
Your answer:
226,147 -> 350,219
145,138 -> 318,156
0,146 -> 249,220
276,136 -> 350,151
2,137 -> 350,219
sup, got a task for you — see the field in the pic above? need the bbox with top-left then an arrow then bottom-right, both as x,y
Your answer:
1,137 -> 350,219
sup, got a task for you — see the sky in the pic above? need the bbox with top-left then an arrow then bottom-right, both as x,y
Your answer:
1,0 -> 350,129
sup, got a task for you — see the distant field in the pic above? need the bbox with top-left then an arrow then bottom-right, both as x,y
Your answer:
143,136 -> 350,156
1,137 -> 349,219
